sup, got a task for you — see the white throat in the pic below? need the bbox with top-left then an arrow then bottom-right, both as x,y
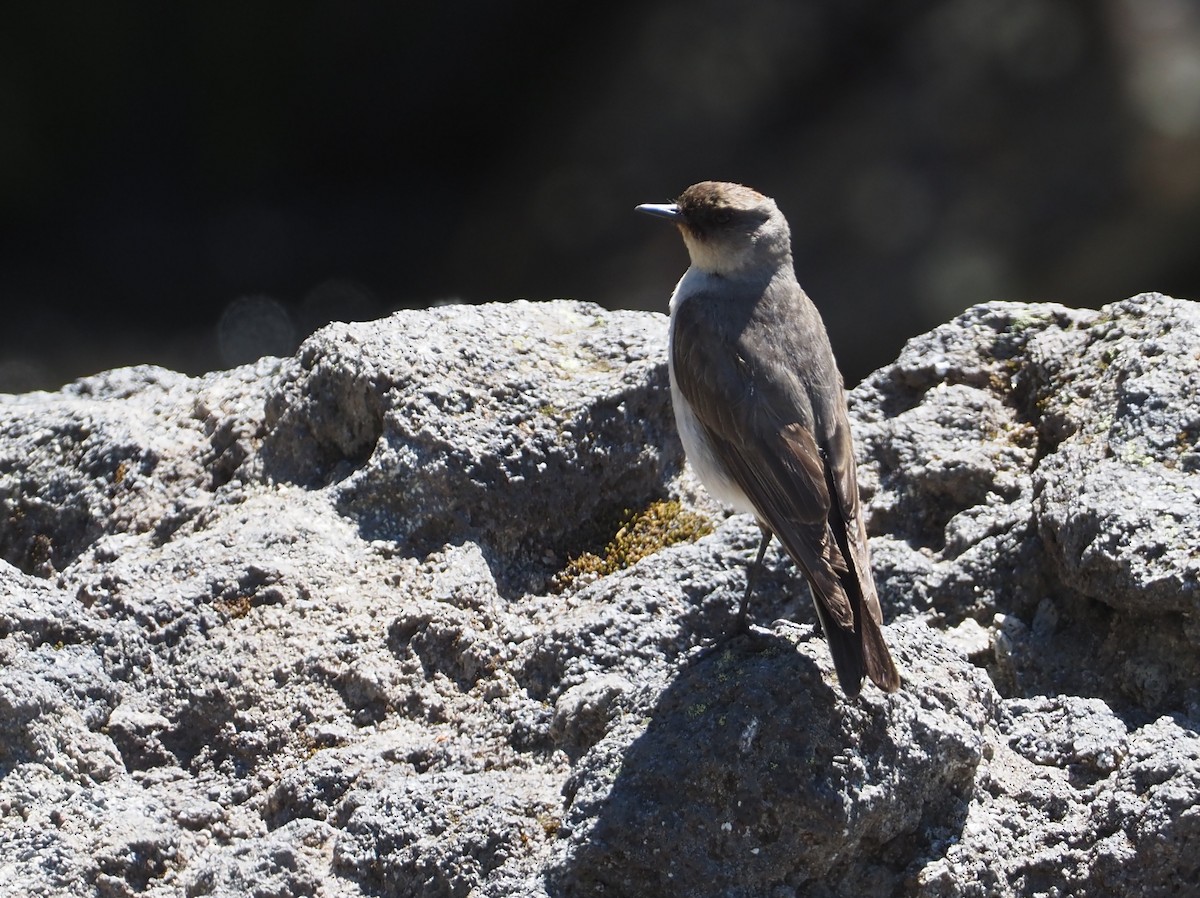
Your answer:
680,233 -> 756,277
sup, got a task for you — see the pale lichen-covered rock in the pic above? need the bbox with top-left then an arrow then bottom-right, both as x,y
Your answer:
1,295 -> 1197,897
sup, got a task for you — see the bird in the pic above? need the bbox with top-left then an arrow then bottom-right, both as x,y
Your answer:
636,181 -> 900,696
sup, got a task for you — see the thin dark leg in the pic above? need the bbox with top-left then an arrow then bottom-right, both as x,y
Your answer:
732,527 -> 772,635
686,527 -> 775,666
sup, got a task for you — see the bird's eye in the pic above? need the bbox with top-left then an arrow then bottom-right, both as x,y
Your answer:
715,210 -> 733,225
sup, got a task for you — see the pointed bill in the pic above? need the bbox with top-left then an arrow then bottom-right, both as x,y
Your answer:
635,202 -> 682,221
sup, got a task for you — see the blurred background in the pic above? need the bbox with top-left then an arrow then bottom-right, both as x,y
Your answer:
2,0 -> 1199,393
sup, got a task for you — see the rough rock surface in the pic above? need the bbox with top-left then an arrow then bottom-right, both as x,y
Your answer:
1,294 -> 1197,897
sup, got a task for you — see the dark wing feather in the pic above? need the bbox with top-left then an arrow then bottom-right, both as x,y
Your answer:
820,419 -> 901,692
825,417 -> 884,627
671,298 -> 855,630
672,293 -> 900,694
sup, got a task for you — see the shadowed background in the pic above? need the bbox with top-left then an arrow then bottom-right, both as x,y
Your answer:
2,0 -> 1199,392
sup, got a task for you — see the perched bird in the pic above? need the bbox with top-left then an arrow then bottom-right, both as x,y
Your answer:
636,181 -> 900,696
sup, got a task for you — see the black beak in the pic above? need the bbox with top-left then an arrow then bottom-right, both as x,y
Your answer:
635,202 -> 682,221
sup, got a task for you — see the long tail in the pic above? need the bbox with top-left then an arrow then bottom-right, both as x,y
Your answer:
859,606 -> 900,693
822,449 -> 901,696
811,580 -> 899,697
770,526 -> 899,696
812,595 -> 868,697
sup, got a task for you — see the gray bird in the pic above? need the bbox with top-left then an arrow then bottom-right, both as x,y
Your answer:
636,181 -> 900,696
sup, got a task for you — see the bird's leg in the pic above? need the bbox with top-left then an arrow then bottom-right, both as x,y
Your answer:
732,526 -> 772,636
686,526 -> 775,666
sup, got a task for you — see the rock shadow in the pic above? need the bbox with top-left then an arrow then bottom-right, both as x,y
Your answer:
546,625 -> 983,897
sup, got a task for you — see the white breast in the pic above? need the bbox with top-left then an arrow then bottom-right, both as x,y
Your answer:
667,270 -> 757,516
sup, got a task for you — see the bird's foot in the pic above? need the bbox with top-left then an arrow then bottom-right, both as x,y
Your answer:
685,619 -> 771,666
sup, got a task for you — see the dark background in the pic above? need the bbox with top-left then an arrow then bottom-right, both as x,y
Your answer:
3,0 -> 1199,392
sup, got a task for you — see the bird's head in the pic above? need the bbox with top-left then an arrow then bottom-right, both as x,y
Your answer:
636,181 -> 792,277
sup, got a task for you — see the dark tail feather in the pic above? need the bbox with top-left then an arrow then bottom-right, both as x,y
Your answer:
813,597 -> 867,698
813,587 -> 901,697
861,612 -> 901,693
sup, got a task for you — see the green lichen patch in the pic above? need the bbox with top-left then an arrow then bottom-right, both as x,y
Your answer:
552,499 -> 713,591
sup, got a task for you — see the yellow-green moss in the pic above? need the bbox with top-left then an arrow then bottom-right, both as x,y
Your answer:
536,812 -> 561,837
553,499 -> 713,591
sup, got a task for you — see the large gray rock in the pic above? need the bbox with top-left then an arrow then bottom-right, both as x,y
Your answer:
546,618 -> 991,897
1,294 -> 1197,897
854,295 -> 1200,711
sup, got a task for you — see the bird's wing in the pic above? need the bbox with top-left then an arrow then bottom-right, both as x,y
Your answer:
820,411 -> 900,691
822,414 -> 884,627
671,296 -> 855,630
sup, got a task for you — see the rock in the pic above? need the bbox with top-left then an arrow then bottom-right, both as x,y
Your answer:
917,706 -> 1199,898
259,301 -> 679,589
853,294 -> 1200,710
1,295 -> 1198,897
548,620 -> 992,897
549,674 -> 632,762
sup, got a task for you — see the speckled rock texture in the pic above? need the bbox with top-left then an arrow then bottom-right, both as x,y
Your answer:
1,295 -> 1197,897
